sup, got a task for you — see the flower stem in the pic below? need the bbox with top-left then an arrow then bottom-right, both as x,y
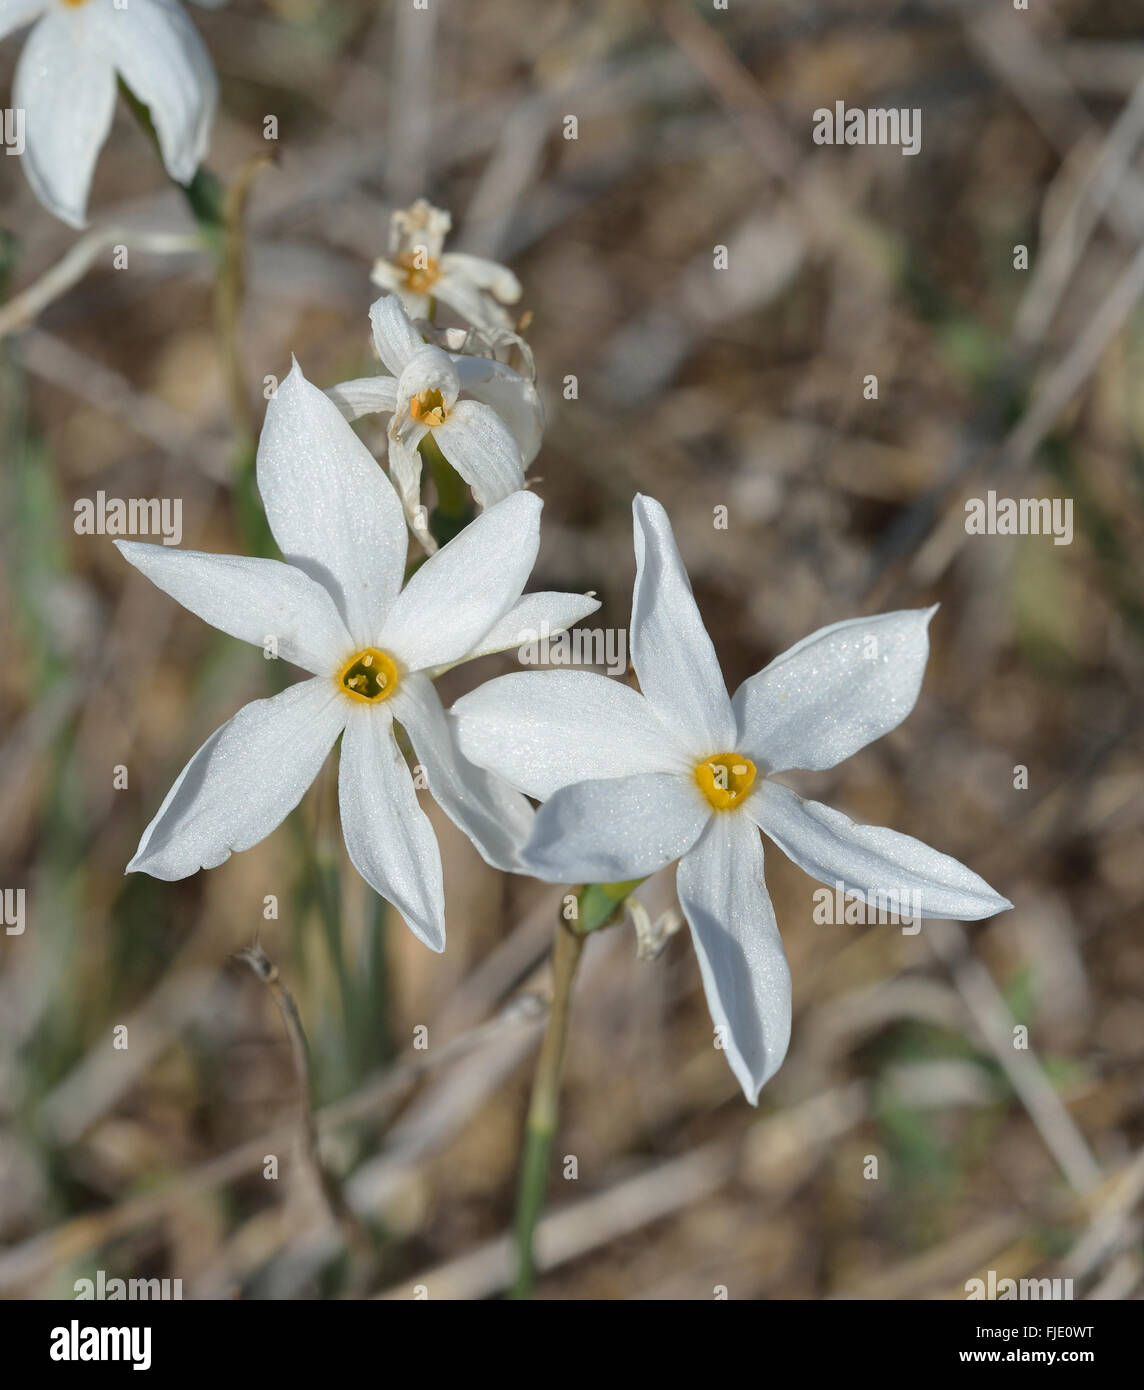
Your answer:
576,878 -> 645,934
509,878 -> 646,1297
419,432 -> 473,547
511,917 -> 585,1299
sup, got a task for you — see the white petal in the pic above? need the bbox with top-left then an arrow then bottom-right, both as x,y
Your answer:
379,491 -> 541,672
450,589 -> 602,666
523,772 -> 708,883
369,259 -> 403,295
94,0 -> 216,185
439,252 -> 522,303
326,376 -> 398,422
434,276 -> 514,333
733,607 -> 938,774
338,703 -> 445,952
115,542 -> 351,676
677,813 -> 791,1104
433,400 -> 525,507
453,670 -> 691,801
368,265 -> 431,323
390,199 -> 451,260
13,10 -> 116,229
749,781 -> 1013,920
397,289 -> 432,322
631,495 -> 735,754
394,344 -> 461,424
392,673 -> 533,873
0,0 -> 46,43
128,678 -> 345,879
256,360 -> 407,648
452,354 -> 544,464
386,433 -> 435,552
369,293 -> 425,377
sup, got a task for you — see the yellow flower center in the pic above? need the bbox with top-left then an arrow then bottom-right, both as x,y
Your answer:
408,387 -> 449,427
337,648 -> 399,704
695,753 -> 757,811
397,250 -> 441,296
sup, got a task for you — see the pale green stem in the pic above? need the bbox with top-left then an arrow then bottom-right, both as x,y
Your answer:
510,878 -> 646,1298
511,917 -> 584,1299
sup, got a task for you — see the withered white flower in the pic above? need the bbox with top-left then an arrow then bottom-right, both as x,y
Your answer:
329,294 -> 544,553
0,0 -> 216,228
371,198 -> 522,334
455,495 -> 1012,1099
117,362 -> 598,952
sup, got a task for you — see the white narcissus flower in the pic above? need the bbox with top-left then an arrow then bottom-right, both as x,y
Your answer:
328,294 -> 544,554
116,361 -> 599,952
0,0 -> 216,228
454,495 -> 1012,1101
371,199 -> 522,335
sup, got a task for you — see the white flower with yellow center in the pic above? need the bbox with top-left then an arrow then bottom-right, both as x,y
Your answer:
454,495 -> 1012,1099
370,199 -> 522,335
116,361 -> 599,952
0,0 -> 216,228
329,294 -> 543,553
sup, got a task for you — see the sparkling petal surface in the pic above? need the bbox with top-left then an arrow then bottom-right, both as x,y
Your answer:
338,703 -> 446,952
450,589 -> 601,668
326,375 -> 399,422
256,360 -> 407,648
749,780 -> 1012,920
631,495 -> 735,754
128,678 -> 346,879
115,542 -> 352,676
433,400 -> 526,507
379,491 -> 541,672
452,353 -> 544,465
453,669 -> 692,800
392,673 -> 534,873
733,607 -> 937,774
677,812 -> 792,1104
522,772 -> 709,883
369,293 -> 425,376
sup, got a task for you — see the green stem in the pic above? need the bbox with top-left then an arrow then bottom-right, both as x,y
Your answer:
509,877 -> 645,1297
575,879 -> 645,935
213,154 -> 273,454
419,432 -> 473,547
512,918 -> 585,1299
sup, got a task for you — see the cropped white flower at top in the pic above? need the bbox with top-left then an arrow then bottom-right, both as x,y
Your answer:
328,294 -> 544,553
117,361 -> 598,952
454,495 -> 1012,1101
371,199 -> 523,335
0,0 -> 216,227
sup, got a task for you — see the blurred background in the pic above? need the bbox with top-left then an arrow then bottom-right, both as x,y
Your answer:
1,0 -> 1142,1300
